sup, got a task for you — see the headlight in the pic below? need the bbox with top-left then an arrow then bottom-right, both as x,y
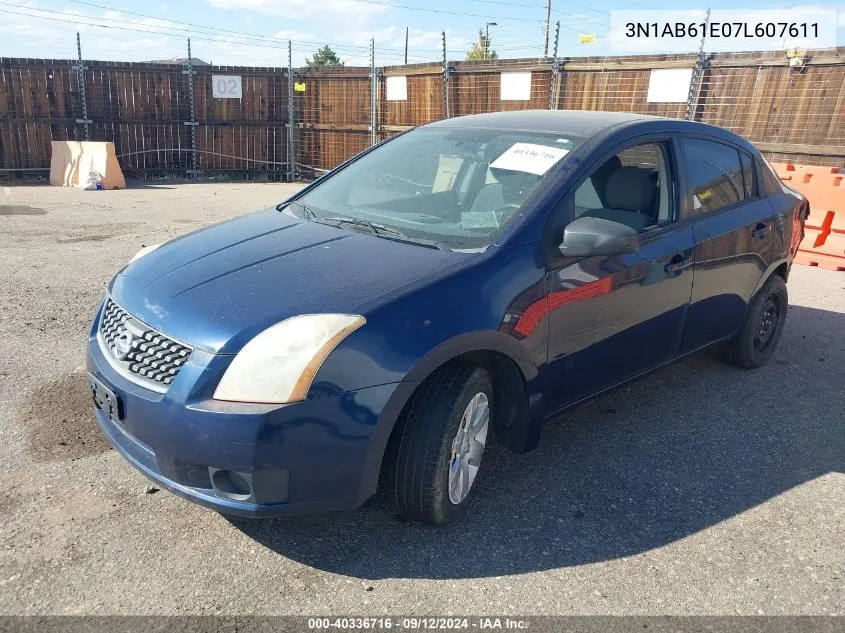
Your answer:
213,314 -> 366,404
130,243 -> 162,262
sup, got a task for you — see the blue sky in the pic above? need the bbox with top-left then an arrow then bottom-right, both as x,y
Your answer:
1,0 -> 844,66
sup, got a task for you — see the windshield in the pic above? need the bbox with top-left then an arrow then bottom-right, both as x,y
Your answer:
287,127 -> 583,249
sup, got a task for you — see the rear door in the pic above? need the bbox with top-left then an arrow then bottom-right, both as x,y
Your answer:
678,136 -> 776,353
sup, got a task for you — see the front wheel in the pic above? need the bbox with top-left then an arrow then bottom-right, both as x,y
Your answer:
717,275 -> 788,368
383,363 -> 492,525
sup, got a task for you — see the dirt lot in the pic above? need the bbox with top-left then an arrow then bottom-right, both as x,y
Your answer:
0,183 -> 842,615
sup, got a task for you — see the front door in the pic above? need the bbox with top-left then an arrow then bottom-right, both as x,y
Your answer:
543,138 -> 695,415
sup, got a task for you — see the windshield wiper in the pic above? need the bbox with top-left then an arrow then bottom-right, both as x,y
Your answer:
319,216 -> 461,250
319,216 -> 408,238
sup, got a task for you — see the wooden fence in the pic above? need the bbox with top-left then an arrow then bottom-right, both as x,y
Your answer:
2,47 -> 845,180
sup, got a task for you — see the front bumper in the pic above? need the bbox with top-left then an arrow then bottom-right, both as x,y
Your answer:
87,318 -> 406,518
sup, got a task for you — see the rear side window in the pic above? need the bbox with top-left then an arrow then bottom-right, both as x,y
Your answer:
681,138 -> 749,214
759,157 -> 787,196
739,149 -> 757,199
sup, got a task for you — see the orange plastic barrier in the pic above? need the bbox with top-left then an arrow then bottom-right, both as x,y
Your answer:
771,163 -> 845,271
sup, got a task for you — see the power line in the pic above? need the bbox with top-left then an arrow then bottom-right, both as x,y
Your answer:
0,3 -> 443,60
309,0 -> 545,22
0,5 -> 438,62
3,0 -> 443,55
460,0 -> 612,29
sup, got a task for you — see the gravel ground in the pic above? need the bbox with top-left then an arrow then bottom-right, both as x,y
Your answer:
0,183 -> 842,615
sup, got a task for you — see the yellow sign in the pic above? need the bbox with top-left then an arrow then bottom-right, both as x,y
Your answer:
294,82 -> 306,92
579,32 -> 597,45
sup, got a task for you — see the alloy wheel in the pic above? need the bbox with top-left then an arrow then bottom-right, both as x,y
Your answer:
447,392 -> 489,505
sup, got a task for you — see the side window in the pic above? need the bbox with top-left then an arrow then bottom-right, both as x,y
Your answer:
739,149 -> 757,199
681,138 -> 748,214
759,157 -> 787,196
570,142 -> 674,233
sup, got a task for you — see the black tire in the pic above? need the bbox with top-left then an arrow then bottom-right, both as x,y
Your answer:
383,363 -> 493,525
717,275 -> 788,368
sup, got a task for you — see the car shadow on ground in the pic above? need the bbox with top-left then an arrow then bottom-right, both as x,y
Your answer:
228,304 -> 844,579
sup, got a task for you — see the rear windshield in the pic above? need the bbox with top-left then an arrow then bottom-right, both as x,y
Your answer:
289,127 -> 584,249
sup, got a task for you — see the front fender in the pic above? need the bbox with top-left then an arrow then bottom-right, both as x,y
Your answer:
352,329 -> 543,500
401,330 -> 540,391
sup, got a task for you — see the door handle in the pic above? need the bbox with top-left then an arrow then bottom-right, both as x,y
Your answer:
665,255 -> 693,273
752,222 -> 771,239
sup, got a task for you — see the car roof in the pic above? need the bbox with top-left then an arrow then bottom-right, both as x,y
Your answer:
425,110 -> 665,137
424,109 -> 758,155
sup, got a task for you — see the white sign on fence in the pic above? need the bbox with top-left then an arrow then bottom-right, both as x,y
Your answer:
500,72 -> 532,101
646,68 -> 693,103
212,75 -> 243,99
386,75 -> 408,101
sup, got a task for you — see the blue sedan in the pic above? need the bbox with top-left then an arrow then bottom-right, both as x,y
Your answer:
87,110 -> 807,524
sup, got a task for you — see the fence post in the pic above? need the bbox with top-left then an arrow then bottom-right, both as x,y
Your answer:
370,38 -> 378,146
549,20 -> 560,110
73,32 -> 91,140
442,31 -> 451,119
685,8 -> 710,121
183,38 -> 199,179
287,40 -> 295,182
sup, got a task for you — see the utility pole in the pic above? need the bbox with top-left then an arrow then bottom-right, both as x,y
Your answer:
543,0 -> 552,57
404,26 -> 409,65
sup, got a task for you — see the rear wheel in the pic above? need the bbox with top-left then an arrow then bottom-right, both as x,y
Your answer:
383,363 -> 492,525
717,275 -> 788,368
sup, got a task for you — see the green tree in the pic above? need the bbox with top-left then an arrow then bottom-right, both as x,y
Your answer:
466,30 -> 497,61
306,45 -> 344,69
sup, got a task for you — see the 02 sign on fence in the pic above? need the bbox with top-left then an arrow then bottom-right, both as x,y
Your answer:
212,75 -> 243,99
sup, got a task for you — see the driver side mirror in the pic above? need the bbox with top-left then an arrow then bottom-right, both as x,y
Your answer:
559,216 -> 638,257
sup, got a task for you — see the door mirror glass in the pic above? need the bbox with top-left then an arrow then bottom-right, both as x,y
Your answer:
559,216 -> 638,257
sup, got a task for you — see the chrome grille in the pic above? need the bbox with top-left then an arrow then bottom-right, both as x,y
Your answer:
99,298 -> 192,389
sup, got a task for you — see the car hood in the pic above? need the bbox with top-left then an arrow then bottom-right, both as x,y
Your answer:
109,208 -> 472,354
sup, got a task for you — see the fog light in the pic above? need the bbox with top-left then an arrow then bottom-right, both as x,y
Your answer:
210,468 -> 253,502
208,467 -> 289,504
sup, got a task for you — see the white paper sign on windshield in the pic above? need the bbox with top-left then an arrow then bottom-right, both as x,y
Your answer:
490,143 -> 569,176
